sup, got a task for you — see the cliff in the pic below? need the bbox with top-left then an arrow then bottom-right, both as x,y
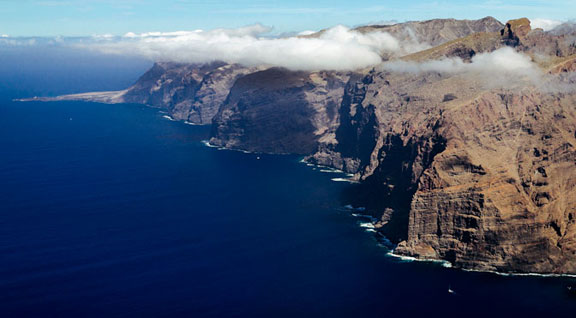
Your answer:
210,18 -> 576,274
395,89 -> 576,273
27,62 -> 259,125
122,62 -> 261,124
24,17 -> 576,274
210,68 -> 353,154
345,69 -> 576,273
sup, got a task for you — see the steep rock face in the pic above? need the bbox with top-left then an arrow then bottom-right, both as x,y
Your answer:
395,91 -> 576,273
123,62 -> 260,124
307,73 -> 376,172
210,68 -> 351,154
309,58 -> 576,273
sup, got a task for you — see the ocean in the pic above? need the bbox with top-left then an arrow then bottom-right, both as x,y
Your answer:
0,49 -> 575,317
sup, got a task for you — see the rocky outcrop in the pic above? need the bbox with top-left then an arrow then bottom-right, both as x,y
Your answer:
500,18 -> 532,46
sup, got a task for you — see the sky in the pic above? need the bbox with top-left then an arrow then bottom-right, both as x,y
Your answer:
0,0 -> 575,37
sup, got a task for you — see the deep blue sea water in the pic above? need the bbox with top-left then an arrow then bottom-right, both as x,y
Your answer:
1,49 -> 576,317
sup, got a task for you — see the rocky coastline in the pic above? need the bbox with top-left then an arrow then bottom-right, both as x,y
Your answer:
25,17 -> 576,275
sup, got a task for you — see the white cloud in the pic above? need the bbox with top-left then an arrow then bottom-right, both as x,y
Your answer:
0,37 -> 36,46
381,47 -> 541,86
92,33 -> 114,39
297,30 -> 317,36
1,34 -> 9,38
531,18 -> 563,31
82,24 -> 413,71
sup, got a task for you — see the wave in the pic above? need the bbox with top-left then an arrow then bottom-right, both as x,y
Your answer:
320,169 -> 342,173
201,140 -> 220,148
200,140 -> 260,155
387,252 -> 576,277
162,115 -> 175,121
298,159 -> 359,184
387,251 -> 453,268
345,205 -> 366,212
375,233 -> 395,249
299,159 -> 342,171
462,268 -> 576,278
351,213 -> 377,222
331,177 -> 360,184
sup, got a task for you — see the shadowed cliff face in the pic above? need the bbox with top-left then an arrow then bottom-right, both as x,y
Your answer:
210,68 -> 351,154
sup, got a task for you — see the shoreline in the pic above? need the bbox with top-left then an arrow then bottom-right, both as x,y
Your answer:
297,158 -> 359,183
386,251 -> 576,278
202,137 -> 576,279
39,99 -> 576,280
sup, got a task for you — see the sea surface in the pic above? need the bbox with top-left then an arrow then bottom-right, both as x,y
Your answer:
1,50 -> 576,317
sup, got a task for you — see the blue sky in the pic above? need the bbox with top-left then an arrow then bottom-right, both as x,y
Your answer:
1,0 -> 575,36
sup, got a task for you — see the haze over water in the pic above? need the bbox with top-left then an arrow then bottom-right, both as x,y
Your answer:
1,48 -> 575,317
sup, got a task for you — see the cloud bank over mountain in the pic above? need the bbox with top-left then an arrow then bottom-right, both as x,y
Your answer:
382,48 -> 535,75
80,24 -> 407,71
530,18 -> 563,31
381,47 -> 543,86
0,18 -> 571,73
